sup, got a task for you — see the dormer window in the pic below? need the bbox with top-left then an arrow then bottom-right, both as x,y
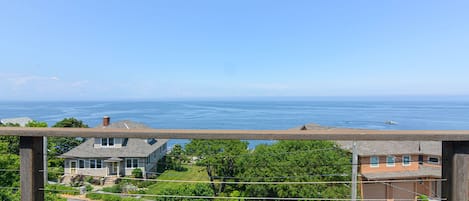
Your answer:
101,138 -> 115,147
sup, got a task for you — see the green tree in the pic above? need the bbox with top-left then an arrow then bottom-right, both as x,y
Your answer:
48,118 -> 88,167
25,120 -> 48,127
0,123 -> 20,155
0,141 -> 20,200
186,140 -> 248,195
52,118 -> 88,128
237,140 -> 351,199
165,144 -> 187,171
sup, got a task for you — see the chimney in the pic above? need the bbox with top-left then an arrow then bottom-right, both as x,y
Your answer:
103,116 -> 110,127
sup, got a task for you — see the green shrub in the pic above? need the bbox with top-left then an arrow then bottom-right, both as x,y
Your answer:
131,168 -> 143,178
46,184 -> 79,195
102,184 -> 123,193
86,193 -> 102,200
86,184 -> 93,192
417,195 -> 429,201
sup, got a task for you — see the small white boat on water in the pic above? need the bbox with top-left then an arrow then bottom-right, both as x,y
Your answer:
385,120 -> 398,125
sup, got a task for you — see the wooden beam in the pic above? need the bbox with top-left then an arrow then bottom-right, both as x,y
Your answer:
442,141 -> 469,201
20,136 -> 44,201
2,127 -> 469,140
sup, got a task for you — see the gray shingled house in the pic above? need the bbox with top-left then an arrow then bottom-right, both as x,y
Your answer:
61,117 -> 168,179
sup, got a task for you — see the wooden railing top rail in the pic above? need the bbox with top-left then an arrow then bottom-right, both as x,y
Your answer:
2,127 -> 469,140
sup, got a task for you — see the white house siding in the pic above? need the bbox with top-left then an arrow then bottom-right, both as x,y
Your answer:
64,159 -> 107,177
124,158 -> 146,176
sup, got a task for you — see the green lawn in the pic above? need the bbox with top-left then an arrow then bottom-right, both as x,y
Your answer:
145,165 -> 209,195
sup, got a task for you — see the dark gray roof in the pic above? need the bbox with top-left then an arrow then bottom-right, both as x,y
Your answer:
295,123 -> 441,156
336,141 -> 441,156
0,117 -> 33,127
361,166 -> 441,180
61,120 -> 168,158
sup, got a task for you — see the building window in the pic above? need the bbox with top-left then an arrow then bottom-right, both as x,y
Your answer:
402,155 -> 411,166
79,160 -> 85,168
428,156 -> 439,164
88,159 -> 102,168
90,160 -> 96,168
126,158 -> 139,168
370,156 -> 379,167
101,138 -> 115,147
386,156 -> 395,167
418,155 -> 424,165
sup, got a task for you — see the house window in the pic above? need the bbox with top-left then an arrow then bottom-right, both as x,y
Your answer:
101,138 -> 115,147
386,155 -> 395,167
88,159 -> 102,168
418,155 -> 424,165
402,155 -> 411,166
126,158 -> 140,168
428,156 -> 439,164
370,156 -> 379,168
79,160 -> 85,168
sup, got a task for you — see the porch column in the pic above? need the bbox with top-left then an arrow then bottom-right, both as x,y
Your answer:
117,162 -> 120,177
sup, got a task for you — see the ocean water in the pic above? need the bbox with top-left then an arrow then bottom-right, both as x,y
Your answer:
1,101 -> 469,149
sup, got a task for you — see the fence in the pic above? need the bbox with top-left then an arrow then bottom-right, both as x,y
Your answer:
1,127 -> 469,201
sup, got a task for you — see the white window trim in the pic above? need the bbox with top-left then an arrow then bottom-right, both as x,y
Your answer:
386,155 -> 395,167
100,138 -> 116,147
370,156 -> 379,168
427,156 -> 440,164
402,155 -> 411,166
126,158 -> 140,169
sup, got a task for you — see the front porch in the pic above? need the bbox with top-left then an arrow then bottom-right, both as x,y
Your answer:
104,157 -> 124,177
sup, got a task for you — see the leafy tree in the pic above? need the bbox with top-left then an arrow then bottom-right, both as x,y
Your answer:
48,118 -> 88,168
0,122 -> 20,155
52,118 -> 88,128
186,140 -> 248,195
237,140 -> 351,199
0,141 -> 20,200
164,144 -> 187,171
25,120 -> 48,127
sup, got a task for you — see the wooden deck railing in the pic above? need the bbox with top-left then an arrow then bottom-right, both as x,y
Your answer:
1,127 -> 469,201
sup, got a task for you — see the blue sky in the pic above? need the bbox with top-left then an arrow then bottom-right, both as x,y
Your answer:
0,0 -> 468,100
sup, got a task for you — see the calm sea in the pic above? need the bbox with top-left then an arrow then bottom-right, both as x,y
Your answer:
1,101 -> 469,149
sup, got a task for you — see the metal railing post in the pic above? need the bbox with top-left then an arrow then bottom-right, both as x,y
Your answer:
20,136 -> 44,201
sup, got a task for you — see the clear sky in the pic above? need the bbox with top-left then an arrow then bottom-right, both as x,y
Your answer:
1,0 -> 468,101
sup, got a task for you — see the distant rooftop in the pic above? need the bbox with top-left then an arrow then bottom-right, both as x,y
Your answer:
0,117 -> 33,127
294,123 -> 441,156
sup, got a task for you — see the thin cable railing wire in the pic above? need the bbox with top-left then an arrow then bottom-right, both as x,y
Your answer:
379,181 -> 446,201
38,189 -> 432,201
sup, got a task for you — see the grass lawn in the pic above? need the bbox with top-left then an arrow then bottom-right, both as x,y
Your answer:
145,164 -> 209,195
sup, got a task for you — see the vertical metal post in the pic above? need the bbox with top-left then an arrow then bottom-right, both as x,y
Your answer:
20,136 -> 44,201
351,141 -> 358,201
43,136 -> 47,185
442,141 -> 469,201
